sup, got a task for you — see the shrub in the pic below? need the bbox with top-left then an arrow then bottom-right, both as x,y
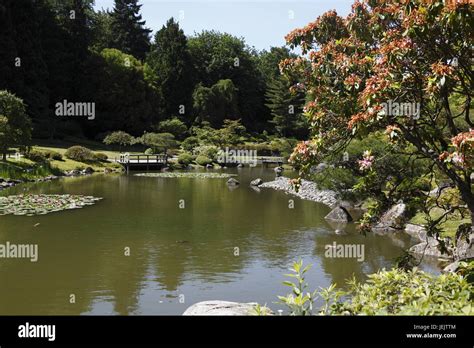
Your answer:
94,152 -> 108,162
156,118 -> 187,139
194,145 -> 219,161
42,150 -> 62,161
275,261 -> 474,316
64,146 -> 95,162
24,150 -> 47,163
181,136 -> 200,152
144,148 -> 154,155
178,152 -> 194,166
195,155 -> 212,166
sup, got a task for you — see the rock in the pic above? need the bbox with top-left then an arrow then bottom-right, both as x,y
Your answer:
250,178 -> 263,187
274,166 -> 283,177
104,167 -> 112,174
227,178 -> 240,186
83,167 -> 94,175
404,223 -> 427,242
409,237 -> 453,259
206,164 -> 213,169
372,203 -> 407,233
237,163 -> 244,168
443,261 -> 461,273
183,301 -> 258,316
324,206 -> 353,222
310,163 -> 328,174
454,230 -> 474,261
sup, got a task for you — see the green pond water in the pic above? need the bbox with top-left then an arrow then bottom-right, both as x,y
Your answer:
0,168 -> 434,315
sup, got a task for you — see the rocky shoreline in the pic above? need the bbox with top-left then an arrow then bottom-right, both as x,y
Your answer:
259,176 -> 338,208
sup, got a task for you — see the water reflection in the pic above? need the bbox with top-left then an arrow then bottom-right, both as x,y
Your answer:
0,169 -> 429,314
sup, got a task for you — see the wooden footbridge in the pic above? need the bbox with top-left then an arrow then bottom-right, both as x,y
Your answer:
116,153 -> 168,172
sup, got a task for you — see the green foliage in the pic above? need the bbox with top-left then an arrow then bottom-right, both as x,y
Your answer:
144,148 -> 154,155
312,166 -> 358,200
41,150 -> 63,161
193,145 -> 219,161
109,0 -> 151,60
94,153 -> 108,162
139,132 -> 177,153
146,18 -> 193,119
277,260 -> 317,316
265,76 -> 308,138
103,131 -> 134,146
195,155 -> 212,166
64,146 -> 95,163
24,150 -> 47,163
192,80 -> 239,127
156,118 -> 187,139
325,268 -> 474,315
274,261 -> 473,316
181,136 -> 200,152
188,31 -> 267,131
177,152 -> 194,166
0,91 -> 31,160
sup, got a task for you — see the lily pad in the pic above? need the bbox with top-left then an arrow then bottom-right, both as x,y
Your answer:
0,194 -> 102,216
134,172 -> 237,179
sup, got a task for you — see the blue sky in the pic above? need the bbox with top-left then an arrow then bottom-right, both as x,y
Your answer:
93,0 -> 354,51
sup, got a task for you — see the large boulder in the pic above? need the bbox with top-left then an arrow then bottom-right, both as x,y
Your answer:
274,166 -> 283,177
183,301 -> 258,316
250,178 -> 263,187
372,203 -> 407,233
324,206 -> 353,222
409,237 -> 453,259
404,224 -> 427,242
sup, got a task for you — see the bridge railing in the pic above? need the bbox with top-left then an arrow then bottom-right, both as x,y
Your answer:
117,153 -> 167,164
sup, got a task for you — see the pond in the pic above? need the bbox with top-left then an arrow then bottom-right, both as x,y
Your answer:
0,168 -> 435,315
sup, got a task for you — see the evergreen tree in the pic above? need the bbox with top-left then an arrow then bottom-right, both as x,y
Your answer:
110,0 -> 151,60
146,18 -> 194,122
265,76 -> 307,138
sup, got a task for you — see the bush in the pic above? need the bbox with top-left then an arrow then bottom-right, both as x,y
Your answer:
181,136 -> 200,152
195,155 -> 212,166
144,148 -> 154,155
64,146 -> 95,162
194,145 -> 219,161
178,152 -> 194,166
24,150 -> 47,162
42,150 -> 62,161
94,152 -> 108,162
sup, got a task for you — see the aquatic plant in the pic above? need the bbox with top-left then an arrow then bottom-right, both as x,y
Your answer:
0,194 -> 102,216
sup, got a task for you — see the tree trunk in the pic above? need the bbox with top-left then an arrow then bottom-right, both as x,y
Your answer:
2,152 -> 6,161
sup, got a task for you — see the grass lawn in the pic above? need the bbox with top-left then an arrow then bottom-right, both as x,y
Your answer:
409,207 -> 470,239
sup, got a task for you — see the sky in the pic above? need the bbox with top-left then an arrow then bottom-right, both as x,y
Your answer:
93,0 -> 354,51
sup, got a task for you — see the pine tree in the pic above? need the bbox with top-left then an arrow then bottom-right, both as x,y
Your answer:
264,76 -> 307,138
110,0 -> 151,60
146,18 -> 194,121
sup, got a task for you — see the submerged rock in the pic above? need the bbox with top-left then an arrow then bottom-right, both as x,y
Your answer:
250,178 -> 263,187
324,206 -> 353,222
183,301 -> 258,316
227,178 -> 240,186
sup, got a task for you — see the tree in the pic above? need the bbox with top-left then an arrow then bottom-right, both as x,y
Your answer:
146,18 -> 194,121
110,0 -> 151,60
139,132 -> 177,154
188,31 -> 266,131
0,91 -> 31,161
156,117 -> 187,140
283,1 -> 473,234
265,76 -> 307,138
192,79 -> 239,127
103,131 -> 134,152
